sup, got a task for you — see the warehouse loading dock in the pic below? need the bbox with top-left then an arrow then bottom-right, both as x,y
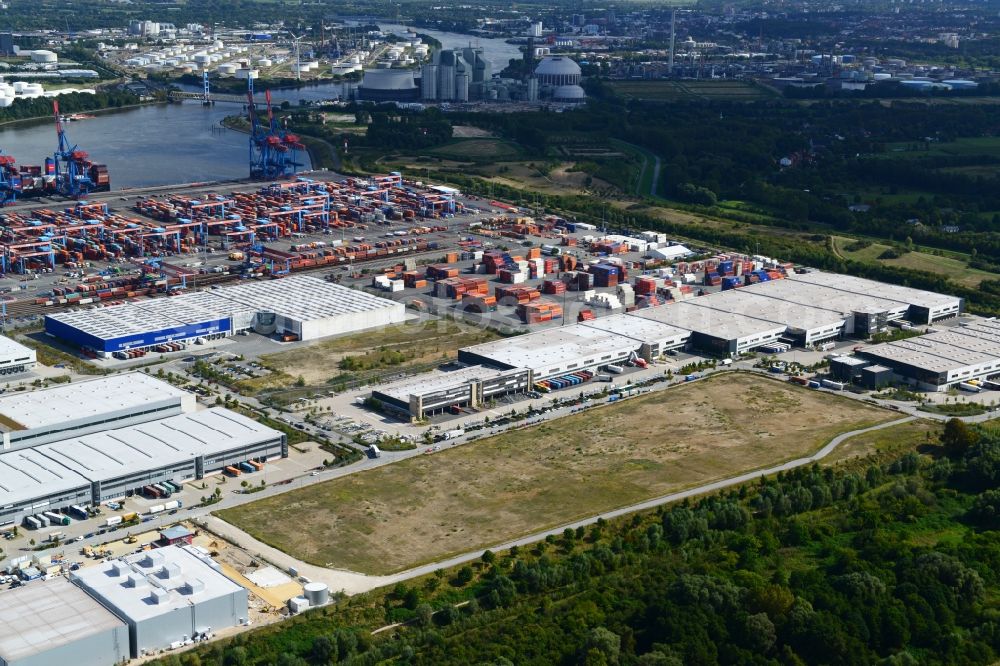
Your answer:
0,408 -> 285,526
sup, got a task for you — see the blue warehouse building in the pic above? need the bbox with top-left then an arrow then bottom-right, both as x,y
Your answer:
45,276 -> 406,358
44,290 -> 255,358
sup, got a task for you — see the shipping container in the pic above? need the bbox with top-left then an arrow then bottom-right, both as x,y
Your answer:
43,511 -> 70,526
239,461 -> 256,474
225,465 -> 242,477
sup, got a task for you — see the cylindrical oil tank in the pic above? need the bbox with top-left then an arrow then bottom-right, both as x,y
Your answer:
303,582 -> 329,606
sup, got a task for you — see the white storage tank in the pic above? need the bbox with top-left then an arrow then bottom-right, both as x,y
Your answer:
303,582 -> 329,606
217,63 -> 238,75
31,50 -> 58,64
258,57 -> 273,67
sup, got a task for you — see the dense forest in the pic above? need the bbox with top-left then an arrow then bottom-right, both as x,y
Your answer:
449,94 -> 1000,257
152,419 -> 1000,666
0,91 -> 140,124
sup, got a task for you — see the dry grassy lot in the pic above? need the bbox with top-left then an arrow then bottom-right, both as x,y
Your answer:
219,373 -> 893,574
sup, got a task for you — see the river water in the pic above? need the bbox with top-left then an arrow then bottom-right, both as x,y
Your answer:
0,25 -> 518,189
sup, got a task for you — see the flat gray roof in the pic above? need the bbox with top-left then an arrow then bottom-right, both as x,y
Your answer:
832,356 -> 871,368
47,275 -> 400,341
581,313 -> 690,345
46,303 -> 193,340
0,335 -> 35,363
0,447 -> 90,508
788,270 -> 960,310
72,544 -> 244,623
0,577 -> 126,663
376,365 -> 523,402
632,301 -> 787,342
219,275 -> 401,322
743,278 -> 906,317
862,322 -> 1000,374
463,324 -> 641,371
0,373 -> 188,431
34,408 -> 282,483
688,287 -> 846,333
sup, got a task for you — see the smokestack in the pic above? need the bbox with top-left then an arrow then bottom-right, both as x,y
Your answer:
669,10 -> 676,74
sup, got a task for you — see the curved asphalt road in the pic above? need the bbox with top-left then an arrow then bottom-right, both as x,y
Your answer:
198,415 -> 915,595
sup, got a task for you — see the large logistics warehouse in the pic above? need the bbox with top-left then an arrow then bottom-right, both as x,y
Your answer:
786,271 -> 962,324
0,447 -> 92,528
578,313 -> 690,360
45,275 -> 406,356
460,269 -> 960,372
0,335 -> 36,377
0,373 -> 195,451
34,408 -> 286,505
857,318 -> 1000,390
0,407 -> 285,525
459,324 -> 645,380
631,303 -> 788,356
72,545 -> 249,659
0,577 -> 130,666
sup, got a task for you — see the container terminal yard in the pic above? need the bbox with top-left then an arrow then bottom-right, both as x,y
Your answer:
0,169 -> 996,666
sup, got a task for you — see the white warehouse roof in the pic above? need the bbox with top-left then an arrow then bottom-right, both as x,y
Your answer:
535,55 -> 581,77
0,447 -> 90,510
580,313 -> 690,346
72,544 -> 245,623
0,373 -> 190,431
34,408 -> 282,483
0,577 -> 128,666
633,301 -> 787,343
788,271 -> 959,311
0,335 -> 35,363
462,324 -> 640,373
219,275 -> 401,323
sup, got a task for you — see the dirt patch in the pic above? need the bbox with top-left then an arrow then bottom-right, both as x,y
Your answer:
218,373 -> 893,575
452,125 -> 496,138
249,319 -> 502,387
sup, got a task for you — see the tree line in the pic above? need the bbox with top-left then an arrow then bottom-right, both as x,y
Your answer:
150,418 -> 1000,665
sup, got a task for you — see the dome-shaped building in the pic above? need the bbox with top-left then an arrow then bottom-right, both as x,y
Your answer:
358,68 -> 420,101
534,56 -> 581,87
553,84 -> 586,103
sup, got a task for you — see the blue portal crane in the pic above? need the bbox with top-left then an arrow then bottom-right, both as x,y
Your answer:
52,100 -> 95,198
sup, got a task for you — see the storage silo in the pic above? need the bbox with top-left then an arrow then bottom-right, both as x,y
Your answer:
303,582 -> 329,606
421,63 -> 438,99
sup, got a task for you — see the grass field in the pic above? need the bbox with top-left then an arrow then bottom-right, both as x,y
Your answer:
236,319 -> 502,392
880,136 -> 1000,160
608,80 -> 773,102
218,373 -> 894,574
832,236 -> 996,288
823,418 -> 940,466
429,139 -> 523,160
